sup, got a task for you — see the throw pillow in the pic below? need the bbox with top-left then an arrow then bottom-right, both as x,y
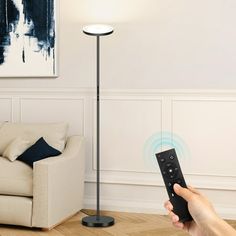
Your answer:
3,136 -> 32,162
18,137 -> 61,167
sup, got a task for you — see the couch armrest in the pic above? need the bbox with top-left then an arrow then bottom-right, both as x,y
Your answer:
32,135 -> 85,228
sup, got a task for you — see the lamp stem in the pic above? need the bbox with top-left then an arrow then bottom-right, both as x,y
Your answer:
81,25 -> 114,227
96,35 -> 100,218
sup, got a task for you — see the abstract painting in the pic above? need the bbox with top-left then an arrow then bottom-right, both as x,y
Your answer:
0,0 -> 57,77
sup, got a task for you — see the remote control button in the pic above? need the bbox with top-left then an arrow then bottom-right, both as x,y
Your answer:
164,162 -> 178,179
168,182 -> 172,187
169,155 -> 175,160
160,158 -> 165,163
166,163 -> 172,168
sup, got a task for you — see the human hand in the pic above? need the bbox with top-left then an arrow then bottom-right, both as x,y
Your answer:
164,184 -> 219,236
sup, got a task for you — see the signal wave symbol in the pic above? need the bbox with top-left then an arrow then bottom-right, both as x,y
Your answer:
143,131 -> 191,170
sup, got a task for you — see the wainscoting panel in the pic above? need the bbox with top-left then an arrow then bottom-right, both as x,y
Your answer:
85,90 -> 236,220
0,98 -> 13,122
0,89 -> 235,219
98,98 -> 162,173
172,99 -> 236,177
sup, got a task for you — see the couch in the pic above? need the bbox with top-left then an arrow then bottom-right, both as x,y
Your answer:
0,122 -> 85,229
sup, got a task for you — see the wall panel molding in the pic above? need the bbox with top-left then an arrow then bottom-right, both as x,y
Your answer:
92,96 -> 163,173
85,90 -> 236,192
0,97 -> 13,122
172,98 -> 236,178
0,88 -> 235,217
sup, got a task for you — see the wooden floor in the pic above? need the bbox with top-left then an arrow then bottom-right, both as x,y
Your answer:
0,210 -> 235,236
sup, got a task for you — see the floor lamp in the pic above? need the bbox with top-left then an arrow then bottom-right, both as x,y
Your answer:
82,24 -> 115,227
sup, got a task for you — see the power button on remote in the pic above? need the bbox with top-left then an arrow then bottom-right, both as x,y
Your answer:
169,155 -> 175,160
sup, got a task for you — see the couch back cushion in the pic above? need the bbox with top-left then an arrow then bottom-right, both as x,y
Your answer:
0,122 -> 68,155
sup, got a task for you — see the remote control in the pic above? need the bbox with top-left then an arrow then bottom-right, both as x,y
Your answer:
156,148 -> 192,222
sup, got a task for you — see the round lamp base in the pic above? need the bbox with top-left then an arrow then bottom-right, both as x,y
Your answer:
82,215 -> 115,227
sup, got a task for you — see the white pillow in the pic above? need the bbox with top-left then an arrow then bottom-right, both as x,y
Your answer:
3,137 -> 32,162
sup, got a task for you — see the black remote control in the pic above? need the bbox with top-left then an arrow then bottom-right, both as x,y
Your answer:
156,148 -> 192,222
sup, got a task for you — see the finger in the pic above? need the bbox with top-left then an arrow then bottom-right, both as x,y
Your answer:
168,211 -> 179,223
164,201 -> 173,211
173,221 -> 184,229
174,183 -> 194,201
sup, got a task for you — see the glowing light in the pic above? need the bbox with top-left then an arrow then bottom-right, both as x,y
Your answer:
83,24 -> 113,36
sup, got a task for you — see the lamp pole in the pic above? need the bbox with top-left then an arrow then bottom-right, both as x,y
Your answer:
82,24 -> 115,227
96,35 -> 100,219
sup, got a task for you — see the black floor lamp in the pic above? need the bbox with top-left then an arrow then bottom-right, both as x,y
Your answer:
82,24 -> 115,227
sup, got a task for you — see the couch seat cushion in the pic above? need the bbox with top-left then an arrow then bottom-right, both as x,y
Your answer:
0,157 -> 33,197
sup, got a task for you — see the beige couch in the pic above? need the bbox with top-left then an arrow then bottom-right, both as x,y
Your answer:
0,122 -> 85,229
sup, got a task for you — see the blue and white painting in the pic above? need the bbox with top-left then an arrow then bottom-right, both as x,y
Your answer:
0,0 -> 57,77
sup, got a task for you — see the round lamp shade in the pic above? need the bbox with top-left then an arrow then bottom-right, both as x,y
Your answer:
83,24 -> 114,36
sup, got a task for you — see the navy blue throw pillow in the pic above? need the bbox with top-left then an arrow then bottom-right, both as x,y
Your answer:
18,137 -> 61,167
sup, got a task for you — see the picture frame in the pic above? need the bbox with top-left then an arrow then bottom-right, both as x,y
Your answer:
0,0 -> 58,77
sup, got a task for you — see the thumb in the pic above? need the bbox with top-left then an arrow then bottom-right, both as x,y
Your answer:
174,184 -> 194,202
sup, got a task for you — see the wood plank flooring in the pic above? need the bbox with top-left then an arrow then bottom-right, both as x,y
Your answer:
0,210 -> 235,236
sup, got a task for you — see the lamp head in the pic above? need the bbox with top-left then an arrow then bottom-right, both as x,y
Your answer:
83,24 -> 113,36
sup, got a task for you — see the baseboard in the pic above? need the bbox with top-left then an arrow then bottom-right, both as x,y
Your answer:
84,197 -> 236,220
84,197 -> 166,215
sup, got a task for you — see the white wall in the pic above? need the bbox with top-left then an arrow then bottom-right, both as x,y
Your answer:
79,0 -> 236,89
1,0 -> 236,89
